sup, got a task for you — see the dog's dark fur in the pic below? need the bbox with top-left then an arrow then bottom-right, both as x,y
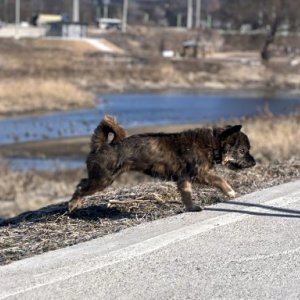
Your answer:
68,115 -> 256,213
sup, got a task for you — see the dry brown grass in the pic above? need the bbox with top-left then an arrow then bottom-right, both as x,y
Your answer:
0,78 -> 94,115
0,113 -> 299,220
244,113 -> 300,161
0,165 -> 85,219
0,39 -> 96,115
0,160 -> 299,265
0,112 -> 300,266
1,36 -> 300,115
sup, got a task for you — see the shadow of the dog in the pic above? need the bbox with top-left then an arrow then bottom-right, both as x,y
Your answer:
205,200 -> 300,219
0,202 -> 138,227
0,203 -> 67,227
69,204 -> 134,221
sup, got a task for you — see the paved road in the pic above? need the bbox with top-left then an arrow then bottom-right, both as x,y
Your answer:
1,180 -> 300,299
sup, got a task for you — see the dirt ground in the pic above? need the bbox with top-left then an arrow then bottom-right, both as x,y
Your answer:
0,114 -> 300,265
1,161 -> 299,266
1,113 -> 300,219
1,28 -> 300,116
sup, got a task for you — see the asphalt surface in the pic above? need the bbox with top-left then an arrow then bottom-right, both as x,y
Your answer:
1,180 -> 300,300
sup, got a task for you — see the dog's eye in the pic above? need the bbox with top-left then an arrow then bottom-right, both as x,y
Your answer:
239,149 -> 245,154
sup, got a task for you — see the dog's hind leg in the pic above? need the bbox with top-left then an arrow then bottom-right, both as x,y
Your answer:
177,179 -> 202,212
68,178 -> 112,213
201,173 -> 236,198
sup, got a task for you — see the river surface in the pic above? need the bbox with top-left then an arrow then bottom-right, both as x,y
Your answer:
1,91 -> 300,171
0,91 -> 300,145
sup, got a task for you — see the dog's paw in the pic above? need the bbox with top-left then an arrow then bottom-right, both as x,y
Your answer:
186,205 -> 202,212
68,199 -> 82,214
175,208 -> 185,214
226,189 -> 236,198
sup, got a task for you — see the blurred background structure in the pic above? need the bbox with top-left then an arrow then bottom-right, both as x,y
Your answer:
0,0 -> 299,31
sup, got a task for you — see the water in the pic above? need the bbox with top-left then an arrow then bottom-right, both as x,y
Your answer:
7,157 -> 84,171
0,91 -> 299,145
1,91 -> 300,171
103,92 -> 300,126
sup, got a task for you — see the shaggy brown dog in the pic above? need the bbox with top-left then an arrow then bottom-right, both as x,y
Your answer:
68,115 -> 256,213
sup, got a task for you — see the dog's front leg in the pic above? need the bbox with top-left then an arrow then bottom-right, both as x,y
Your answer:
68,189 -> 84,213
202,173 -> 236,198
177,179 -> 202,212
68,178 -> 90,213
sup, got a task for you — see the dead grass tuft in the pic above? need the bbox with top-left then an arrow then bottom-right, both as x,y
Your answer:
0,114 -> 300,265
244,113 -> 300,161
1,160 -> 299,265
0,165 -> 85,219
0,78 -> 94,115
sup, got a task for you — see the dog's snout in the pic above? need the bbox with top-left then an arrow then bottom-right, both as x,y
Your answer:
248,155 -> 256,167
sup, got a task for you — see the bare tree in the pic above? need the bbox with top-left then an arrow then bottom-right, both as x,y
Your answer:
219,0 -> 300,61
260,0 -> 285,61
261,15 -> 280,61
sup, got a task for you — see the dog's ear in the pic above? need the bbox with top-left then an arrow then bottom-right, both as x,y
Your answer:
219,125 -> 242,140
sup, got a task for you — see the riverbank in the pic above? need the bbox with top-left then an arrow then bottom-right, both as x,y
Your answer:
1,34 -> 300,116
1,160 -> 300,265
1,114 -> 300,264
0,114 -> 299,219
0,123 -> 206,158
0,91 -> 299,145
1,113 -> 299,162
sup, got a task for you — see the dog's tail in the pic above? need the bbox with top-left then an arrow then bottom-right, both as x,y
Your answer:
90,115 -> 126,151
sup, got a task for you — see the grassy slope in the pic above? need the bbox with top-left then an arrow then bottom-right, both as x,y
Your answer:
0,39 -> 95,115
0,114 -> 300,265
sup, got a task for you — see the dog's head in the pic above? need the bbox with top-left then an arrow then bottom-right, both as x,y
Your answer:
217,125 -> 256,170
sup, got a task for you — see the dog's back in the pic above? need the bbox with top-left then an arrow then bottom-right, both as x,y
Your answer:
88,128 -> 215,182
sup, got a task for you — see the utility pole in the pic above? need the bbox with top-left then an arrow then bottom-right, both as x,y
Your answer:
73,0 -> 80,22
122,0 -> 128,33
195,0 -> 201,28
187,0 -> 193,29
3,0 -> 8,22
103,5 -> 108,18
96,1 -> 101,20
15,0 -> 20,39
103,0 -> 110,18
